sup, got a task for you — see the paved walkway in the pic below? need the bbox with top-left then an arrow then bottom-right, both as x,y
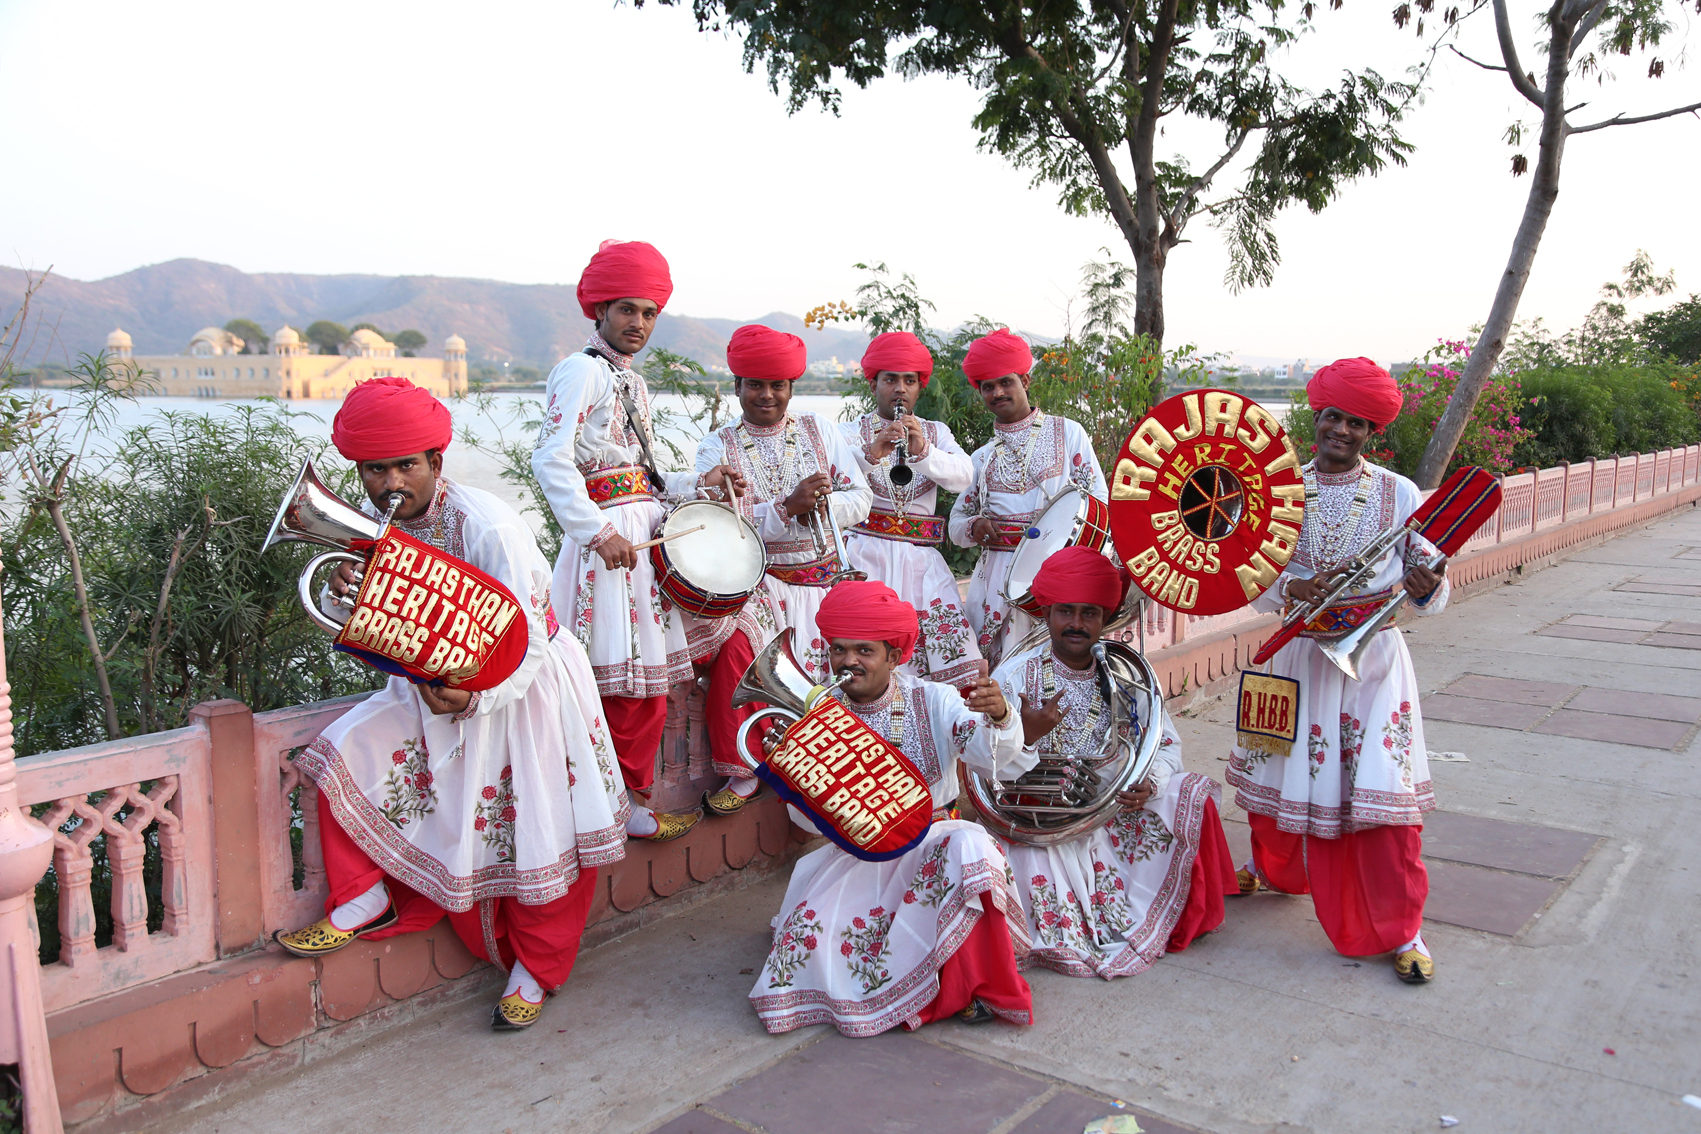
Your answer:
154,506 -> 1701,1134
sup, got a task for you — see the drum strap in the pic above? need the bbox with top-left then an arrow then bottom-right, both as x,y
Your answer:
584,347 -> 669,497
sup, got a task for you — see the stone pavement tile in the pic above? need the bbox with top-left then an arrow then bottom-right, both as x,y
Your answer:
1534,623 -> 1648,643
1440,675 -> 1576,706
1567,687 -> 1701,723
1010,1093 -> 1199,1134
1645,632 -> 1701,650
1532,709 -> 1692,749
649,1112 -> 749,1134
1663,620 -> 1701,634
1421,811 -> 1600,878
1561,614 -> 1667,631
1616,580 -> 1701,596
1422,694 -> 1551,730
1424,859 -> 1564,936
712,1032 -> 1049,1134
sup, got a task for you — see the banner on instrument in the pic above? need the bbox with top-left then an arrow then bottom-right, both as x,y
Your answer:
757,693 -> 934,862
335,528 -> 529,691
1108,389 -> 1306,615
1236,672 -> 1301,757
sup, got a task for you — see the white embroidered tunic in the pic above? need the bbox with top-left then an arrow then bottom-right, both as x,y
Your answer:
750,674 -> 1034,1036
300,479 -> 629,910
533,347 -> 703,698
1228,460 -> 1450,836
691,413 -> 872,679
948,410 -> 1107,668
840,412 -> 983,687
993,643 -> 1218,979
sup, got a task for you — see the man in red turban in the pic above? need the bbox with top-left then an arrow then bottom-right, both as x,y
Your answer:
949,328 -> 1108,667
535,242 -> 743,844
280,378 -> 633,1031
747,580 -> 1036,1036
1229,357 -> 1448,983
839,332 -> 984,689
689,325 -> 872,816
989,547 -> 1237,980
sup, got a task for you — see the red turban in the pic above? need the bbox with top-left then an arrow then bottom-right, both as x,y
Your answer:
727,324 -> 807,382
861,332 -> 934,387
332,377 -> 453,462
576,239 -> 673,321
1307,357 -> 1403,428
814,580 -> 920,664
962,328 -> 1034,386
1029,546 -> 1126,612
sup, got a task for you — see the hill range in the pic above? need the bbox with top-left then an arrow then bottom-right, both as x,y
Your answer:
0,259 -> 872,371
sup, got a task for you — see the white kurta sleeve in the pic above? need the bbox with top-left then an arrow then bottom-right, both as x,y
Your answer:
925,682 -> 1032,783
1141,709 -> 1185,801
839,419 -> 877,476
819,417 -> 873,530
532,354 -> 617,548
459,521 -> 553,716
1063,419 -> 1109,503
913,421 -> 973,494
947,448 -> 988,547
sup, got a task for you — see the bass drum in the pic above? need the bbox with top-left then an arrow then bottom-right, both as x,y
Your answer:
1002,484 -> 1112,617
650,500 -> 766,618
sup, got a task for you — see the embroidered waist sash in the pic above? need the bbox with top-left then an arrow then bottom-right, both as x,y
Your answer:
584,465 -> 656,508
767,557 -> 839,588
854,508 -> 945,546
1297,587 -> 1397,642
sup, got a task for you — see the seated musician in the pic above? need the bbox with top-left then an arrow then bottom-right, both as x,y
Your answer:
992,547 -> 1237,979
1227,358 -> 1449,983
839,331 -> 984,688
691,325 -> 872,817
747,581 -> 1036,1036
948,328 -> 1107,668
275,377 -> 629,1032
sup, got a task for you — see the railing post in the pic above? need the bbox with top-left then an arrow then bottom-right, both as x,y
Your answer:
0,581 -> 64,1132
190,700 -> 266,958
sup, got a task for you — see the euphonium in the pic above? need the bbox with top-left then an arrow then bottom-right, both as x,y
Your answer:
729,629 -> 851,772
262,458 -> 404,634
964,639 -> 1164,847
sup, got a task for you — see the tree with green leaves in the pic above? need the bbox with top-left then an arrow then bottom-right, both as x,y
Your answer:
305,320 -> 349,355
1397,0 -> 1700,488
639,0 -> 1416,344
223,318 -> 269,354
393,329 -> 427,355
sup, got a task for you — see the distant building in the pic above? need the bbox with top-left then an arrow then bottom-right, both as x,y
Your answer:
106,325 -> 468,399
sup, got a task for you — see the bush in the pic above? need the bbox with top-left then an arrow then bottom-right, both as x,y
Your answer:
1511,362 -> 1701,467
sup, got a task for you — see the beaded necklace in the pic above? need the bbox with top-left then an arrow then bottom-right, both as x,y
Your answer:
737,416 -> 800,503
838,680 -> 907,746
1301,460 -> 1374,572
1040,650 -> 1104,756
979,409 -> 1046,504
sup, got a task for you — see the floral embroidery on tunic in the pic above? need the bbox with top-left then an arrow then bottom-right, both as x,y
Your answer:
1308,722 -> 1329,780
1027,874 -> 1090,955
1088,859 -> 1133,938
473,764 -> 517,863
903,835 -> 956,909
766,901 -> 824,989
918,598 -> 970,668
839,906 -> 896,994
1108,807 -> 1174,866
379,738 -> 436,827
1382,701 -> 1415,789
1340,713 -> 1366,783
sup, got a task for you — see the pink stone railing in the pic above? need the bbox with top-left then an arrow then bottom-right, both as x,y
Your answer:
1,441 -> 1697,1130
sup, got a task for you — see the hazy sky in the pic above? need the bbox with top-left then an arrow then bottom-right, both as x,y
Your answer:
1,0 -> 1696,364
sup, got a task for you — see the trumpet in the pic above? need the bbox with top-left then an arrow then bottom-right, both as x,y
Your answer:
805,487 -> 868,586
261,458 -> 404,633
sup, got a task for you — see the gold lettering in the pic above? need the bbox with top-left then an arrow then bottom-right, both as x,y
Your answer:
441,567 -> 461,597
1111,457 -> 1159,502
1158,568 -> 1187,606
1236,404 -> 1279,453
1202,392 -> 1244,437
1260,521 -> 1300,568
394,546 -> 419,578
1171,393 -> 1204,441
1125,547 -> 1161,579
424,559 -> 448,590
423,638 -> 453,673
381,575 -> 408,615
400,584 -> 428,621
1235,552 -> 1280,598
1270,481 -> 1305,524
374,542 -> 401,571
1263,434 -> 1301,477
1128,418 -> 1178,467
447,609 -> 471,644
1151,509 -> 1180,532
1177,576 -> 1200,609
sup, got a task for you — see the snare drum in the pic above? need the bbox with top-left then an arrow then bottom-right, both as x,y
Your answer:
1002,485 -> 1112,617
650,500 -> 766,618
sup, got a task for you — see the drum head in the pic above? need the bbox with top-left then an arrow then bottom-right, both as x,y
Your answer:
666,501 -> 765,593
1004,485 -> 1085,602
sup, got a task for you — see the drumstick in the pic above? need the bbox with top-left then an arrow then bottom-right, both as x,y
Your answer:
632,524 -> 706,552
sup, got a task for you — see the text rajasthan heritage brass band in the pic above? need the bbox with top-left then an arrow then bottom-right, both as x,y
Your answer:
266,239 -> 1488,1034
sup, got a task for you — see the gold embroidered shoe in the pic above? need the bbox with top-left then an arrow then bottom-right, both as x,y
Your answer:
491,992 -> 545,1031
273,903 -> 398,958
1394,948 -> 1435,984
957,999 -> 997,1025
631,809 -> 701,842
703,785 -> 761,817
1235,867 -> 1263,896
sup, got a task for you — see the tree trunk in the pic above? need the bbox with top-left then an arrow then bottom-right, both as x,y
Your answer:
1412,5 -> 1574,489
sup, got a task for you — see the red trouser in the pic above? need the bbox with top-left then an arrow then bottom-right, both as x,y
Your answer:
702,629 -> 763,778
908,899 -> 1033,1028
1166,796 -> 1239,952
1248,812 -> 1428,956
318,793 -> 599,991
603,694 -> 668,797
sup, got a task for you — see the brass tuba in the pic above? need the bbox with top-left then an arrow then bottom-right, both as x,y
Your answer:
262,458 -> 403,635
965,639 -> 1165,847
729,629 -> 850,774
